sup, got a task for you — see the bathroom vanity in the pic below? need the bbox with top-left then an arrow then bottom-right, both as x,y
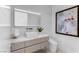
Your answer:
11,7 -> 49,53
11,34 -> 49,53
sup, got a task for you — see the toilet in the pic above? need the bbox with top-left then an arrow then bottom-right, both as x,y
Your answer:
48,38 -> 58,53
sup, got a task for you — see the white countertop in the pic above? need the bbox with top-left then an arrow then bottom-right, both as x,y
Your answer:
11,34 -> 49,43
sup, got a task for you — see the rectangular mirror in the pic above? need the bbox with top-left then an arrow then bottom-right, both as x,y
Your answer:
27,13 -> 40,26
15,10 -> 28,26
14,8 -> 41,26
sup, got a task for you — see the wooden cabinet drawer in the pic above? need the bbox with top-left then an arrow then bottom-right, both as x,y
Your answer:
40,42 -> 48,49
24,38 -> 41,47
12,49 -> 24,53
24,44 -> 41,53
11,42 -> 24,51
24,37 -> 49,47
24,41 -> 48,53
11,43 -> 15,51
40,37 -> 49,42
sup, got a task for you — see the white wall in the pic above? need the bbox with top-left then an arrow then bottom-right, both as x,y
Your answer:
0,6 -> 10,52
0,27 -> 10,52
52,5 -> 79,53
40,12 -> 52,35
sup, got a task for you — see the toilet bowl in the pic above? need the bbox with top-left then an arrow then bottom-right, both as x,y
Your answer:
48,38 -> 58,53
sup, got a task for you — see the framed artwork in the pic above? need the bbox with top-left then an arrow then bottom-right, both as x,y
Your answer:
56,6 -> 79,37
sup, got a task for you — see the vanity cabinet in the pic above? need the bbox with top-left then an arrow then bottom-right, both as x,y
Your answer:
24,42 -> 48,53
40,42 -> 48,49
24,43 -> 41,53
11,42 -> 24,51
11,36 -> 49,53
12,49 -> 24,53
